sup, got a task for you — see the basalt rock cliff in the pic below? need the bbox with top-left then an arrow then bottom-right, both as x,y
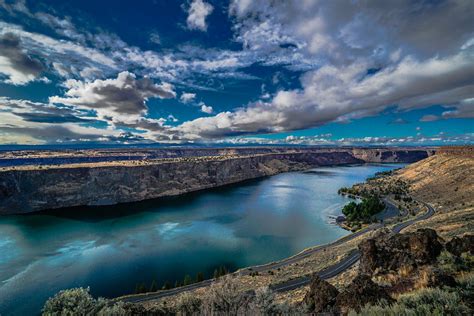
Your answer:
0,148 -> 433,214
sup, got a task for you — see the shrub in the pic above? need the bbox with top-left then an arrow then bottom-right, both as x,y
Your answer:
349,288 -> 471,315
251,286 -> 277,316
458,272 -> 474,307
97,301 -> 128,316
42,287 -> 106,316
201,275 -> 251,315
175,292 -> 202,315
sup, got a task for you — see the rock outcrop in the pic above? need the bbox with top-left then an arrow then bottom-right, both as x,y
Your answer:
0,147 -> 433,214
359,228 -> 443,275
334,274 -> 393,314
303,275 -> 339,313
419,267 -> 457,288
303,274 -> 393,315
445,235 -> 474,256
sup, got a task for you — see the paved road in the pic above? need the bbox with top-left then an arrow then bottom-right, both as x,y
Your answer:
270,200 -> 434,293
119,199 -> 434,304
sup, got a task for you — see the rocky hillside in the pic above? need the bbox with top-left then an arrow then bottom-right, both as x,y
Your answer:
0,148 -> 432,214
394,146 -> 474,238
304,229 -> 473,315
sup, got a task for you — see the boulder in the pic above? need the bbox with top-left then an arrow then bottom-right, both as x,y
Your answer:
303,275 -> 339,314
359,229 -> 443,275
421,268 -> 457,288
445,235 -> 474,256
334,274 -> 393,314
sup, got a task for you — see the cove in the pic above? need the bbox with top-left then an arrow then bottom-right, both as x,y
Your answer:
0,163 -> 403,315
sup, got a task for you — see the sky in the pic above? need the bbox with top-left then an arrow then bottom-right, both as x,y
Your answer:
0,0 -> 473,146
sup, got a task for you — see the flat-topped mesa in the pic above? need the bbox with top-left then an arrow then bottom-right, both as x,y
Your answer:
350,148 -> 436,162
0,148 -> 433,214
437,145 -> 474,157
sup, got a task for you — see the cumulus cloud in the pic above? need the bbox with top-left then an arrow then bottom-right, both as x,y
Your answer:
186,0 -> 214,31
49,71 -> 176,122
200,103 -> 213,114
0,32 -> 44,84
0,97 -> 127,144
180,92 -> 196,103
441,98 -> 474,119
173,0 -> 474,139
216,133 -> 474,146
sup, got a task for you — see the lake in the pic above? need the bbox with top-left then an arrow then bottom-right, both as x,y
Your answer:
0,163 -> 402,315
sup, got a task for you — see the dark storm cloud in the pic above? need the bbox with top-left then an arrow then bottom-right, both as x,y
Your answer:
174,0 -> 474,139
49,71 -> 176,121
0,32 -> 44,84
12,112 -> 91,124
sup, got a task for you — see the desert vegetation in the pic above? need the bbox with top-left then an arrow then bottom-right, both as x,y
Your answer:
341,196 -> 385,225
43,230 -> 473,315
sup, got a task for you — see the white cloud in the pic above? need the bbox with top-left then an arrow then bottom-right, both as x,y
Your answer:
180,92 -> 196,103
186,0 -> 214,31
200,103 -> 213,114
0,32 -> 44,85
49,71 -> 176,123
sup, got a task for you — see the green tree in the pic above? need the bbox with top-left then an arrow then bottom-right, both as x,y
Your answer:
196,271 -> 204,282
135,283 -> 146,294
150,280 -> 158,292
162,281 -> 171,290
184,274 -> 193,286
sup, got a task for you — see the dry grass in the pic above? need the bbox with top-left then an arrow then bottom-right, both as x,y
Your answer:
140,151 -> 474,309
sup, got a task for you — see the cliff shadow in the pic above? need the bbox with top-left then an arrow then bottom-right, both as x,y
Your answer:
26,176 -> 270,223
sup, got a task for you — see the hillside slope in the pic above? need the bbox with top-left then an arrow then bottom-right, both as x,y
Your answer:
396,147 -> 473,237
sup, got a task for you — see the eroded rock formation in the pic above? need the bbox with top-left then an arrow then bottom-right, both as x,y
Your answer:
0,147 -> 433,214
359,228 -> 443,275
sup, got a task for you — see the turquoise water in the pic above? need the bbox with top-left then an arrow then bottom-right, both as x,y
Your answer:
0,164 -> 402,315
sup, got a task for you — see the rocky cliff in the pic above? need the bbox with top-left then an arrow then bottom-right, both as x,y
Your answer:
0,148 -> 433,214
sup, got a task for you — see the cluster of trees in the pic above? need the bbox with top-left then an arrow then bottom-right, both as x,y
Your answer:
134,266 -> 230,294
342,196 -> 385,223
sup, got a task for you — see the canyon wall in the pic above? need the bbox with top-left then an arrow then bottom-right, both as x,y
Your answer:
0,148 -> 433,214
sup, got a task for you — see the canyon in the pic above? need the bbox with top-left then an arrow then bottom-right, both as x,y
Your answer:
0,147 -> 434,214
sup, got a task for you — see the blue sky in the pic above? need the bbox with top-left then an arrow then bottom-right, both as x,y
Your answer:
0,0 -> 473,146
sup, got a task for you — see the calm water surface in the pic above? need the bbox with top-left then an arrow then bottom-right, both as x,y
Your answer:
0,164 -> 402,315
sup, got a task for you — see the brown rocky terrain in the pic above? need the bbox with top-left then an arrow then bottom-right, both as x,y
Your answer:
395,146 -> 474,238
39,146 -> 474,315
304,229 -> 473,315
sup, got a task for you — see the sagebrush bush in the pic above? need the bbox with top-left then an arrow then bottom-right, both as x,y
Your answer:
42,287 -> 106,316
349,287 -> 471,316
97,301 -> 128,316
252,286 -> 277,316
201,275 -> 251,315
175,292 -> 202,315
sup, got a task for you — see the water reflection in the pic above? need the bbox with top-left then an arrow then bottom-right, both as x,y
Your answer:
0,164 -> 403,315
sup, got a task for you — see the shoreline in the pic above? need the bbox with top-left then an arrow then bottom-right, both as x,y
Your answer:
1,148 -> 430,215
117,196 -> 433,304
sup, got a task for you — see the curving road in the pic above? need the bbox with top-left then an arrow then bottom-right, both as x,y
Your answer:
119,199 -> 434,304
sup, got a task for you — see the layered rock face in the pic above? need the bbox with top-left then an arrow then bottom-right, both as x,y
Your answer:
359,228 -> 443,275
0,148 -> 433,214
